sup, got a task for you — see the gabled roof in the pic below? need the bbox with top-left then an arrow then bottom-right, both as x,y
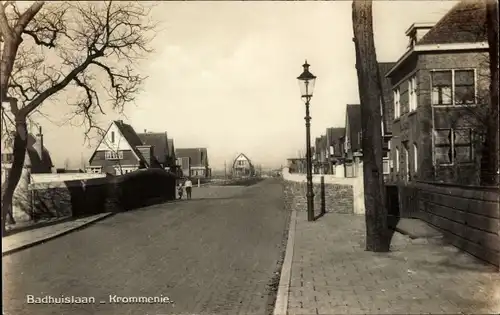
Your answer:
326,127 -> 345,145
137,132 -> 169,164
175,148 -> 208,167
418,0 -> 487,45
89,120 -> 158,167
113,120 -> 153,166
232,153 -> 254,169
378,62 -> 396,134
167,138 -> 175,157
346,104 -> 362,151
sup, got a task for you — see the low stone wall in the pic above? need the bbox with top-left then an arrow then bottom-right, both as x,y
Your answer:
282,167 -> 364,214
282,167 -> 357,215
30,177 -> 110,219
283,180 -> 353,214
399,181 -> 499,269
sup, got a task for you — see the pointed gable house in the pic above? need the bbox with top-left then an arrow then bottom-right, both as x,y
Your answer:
232,153 -> 255,178
87,120 -> 161,175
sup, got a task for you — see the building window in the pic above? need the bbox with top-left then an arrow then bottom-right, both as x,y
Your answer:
431,69 -> 475,106
434,128 -> 473,165
1,153 -> 13,163
413,143 -> 418,173
105,150 -> 123,160
111,131 -> 115,143
395,147 -> 399,173
393,88 -> 401,118
383,158 -> 390,175
408,76 -> 417,111
404,146 -> 410,182
388,140 -> 392,150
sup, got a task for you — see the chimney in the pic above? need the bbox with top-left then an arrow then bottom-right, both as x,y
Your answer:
34,126 -> 44,162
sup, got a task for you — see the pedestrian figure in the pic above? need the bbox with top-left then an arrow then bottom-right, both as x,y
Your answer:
177,183 -> 184,200
185,177 -> 193,200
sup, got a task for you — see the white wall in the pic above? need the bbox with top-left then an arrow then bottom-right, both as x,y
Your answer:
282,166 -> 365,215
31,173 -> 106,183
96,122 -> 134,152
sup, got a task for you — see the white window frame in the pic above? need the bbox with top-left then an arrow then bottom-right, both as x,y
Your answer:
382,157 -> 390,175
413,143 -> 418,173
433,128 -> 474,166
395,147 -> 400,173
87,166 -> 102,174
404,146 -> 410,182
408,75 -> 417,112
393,88 -> 401,118
430,69 -> 477,107
105,150 -> 123,160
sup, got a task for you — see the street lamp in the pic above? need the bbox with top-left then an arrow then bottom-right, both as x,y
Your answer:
297,60 -> 316,222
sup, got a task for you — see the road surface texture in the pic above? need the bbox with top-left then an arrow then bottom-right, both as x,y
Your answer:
3,179 -> 290,315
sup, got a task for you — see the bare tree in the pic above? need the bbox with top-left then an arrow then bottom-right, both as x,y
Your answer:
352,0 -> 389,252
0,1 -> 156,233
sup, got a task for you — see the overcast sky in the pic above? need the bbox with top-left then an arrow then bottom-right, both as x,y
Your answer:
31,0 -> 457,170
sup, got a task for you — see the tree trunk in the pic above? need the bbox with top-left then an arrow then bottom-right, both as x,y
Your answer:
1,118 -> 29,234
352,0 -> 390,252
480,0 -> 499,186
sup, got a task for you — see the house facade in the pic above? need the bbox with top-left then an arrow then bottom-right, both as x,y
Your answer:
175,148 -> 211,178
386,1 -> 489,185
343,104 -> 363,177
287,158 -> 307,174
87,120 -> 162,175
313,136 -> 328,174
137,131 -> 177,171
232,153 -> 255,177
379,62 -> 397,181
325,127 -> 345,175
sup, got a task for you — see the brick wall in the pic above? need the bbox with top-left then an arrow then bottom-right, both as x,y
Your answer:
400,181 -> 499,269
283,180 -> 353,215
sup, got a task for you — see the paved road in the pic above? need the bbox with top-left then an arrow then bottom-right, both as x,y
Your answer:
3,179 -> 289,315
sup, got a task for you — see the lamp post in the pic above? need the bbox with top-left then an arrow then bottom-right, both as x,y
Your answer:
297,60 -> 317,222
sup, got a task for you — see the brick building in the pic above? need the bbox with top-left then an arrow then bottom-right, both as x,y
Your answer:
385,0 -> 489,185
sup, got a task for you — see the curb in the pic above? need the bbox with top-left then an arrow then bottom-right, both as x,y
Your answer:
2,212 -> 115,257
4,216 -> 74,237
273,209 -> 297,315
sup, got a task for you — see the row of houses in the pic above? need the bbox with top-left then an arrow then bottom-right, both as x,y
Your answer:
1,119 -> 212,180
85,120 -> 211,178
289,0 -> 493,187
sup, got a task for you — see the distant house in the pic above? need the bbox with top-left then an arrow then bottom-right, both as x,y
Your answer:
343,104 -> 362,177
325,127 -> 345,175
287,158 -> 307,174
137,131 -> 176,171
87,120 -> 162,175
386,0 -> 489,185
313,135 -> 328,174
1,126 -> 53,174
232,153 -> 255,177
175,148 -> 211,178
1,126 -> 53,223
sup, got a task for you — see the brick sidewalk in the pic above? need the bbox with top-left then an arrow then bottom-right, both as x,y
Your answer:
287,212 -> 500,315
2,213 -> 113,256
